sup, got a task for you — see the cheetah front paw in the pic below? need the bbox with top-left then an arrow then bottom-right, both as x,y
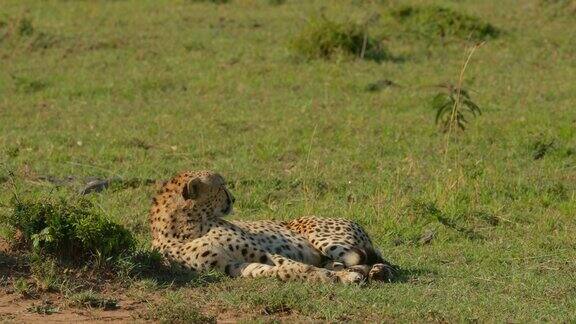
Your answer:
368,263 -> 396,282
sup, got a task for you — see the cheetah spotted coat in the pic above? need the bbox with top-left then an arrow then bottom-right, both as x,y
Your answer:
149,171 -> 395,284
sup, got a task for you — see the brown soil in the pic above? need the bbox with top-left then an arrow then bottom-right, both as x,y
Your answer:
0,292 -> 146,323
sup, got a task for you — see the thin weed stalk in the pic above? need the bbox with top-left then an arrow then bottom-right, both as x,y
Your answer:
436,42 -> 483,206
443,42 -> 484,164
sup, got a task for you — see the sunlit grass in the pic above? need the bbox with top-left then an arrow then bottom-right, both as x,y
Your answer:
0,0 -> 574,321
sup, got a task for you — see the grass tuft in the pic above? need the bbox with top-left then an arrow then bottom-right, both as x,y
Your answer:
531,138 -> 556,160
145,291 -> 216,323
386,6 -> 499,41
290,16 -> 387,61
30,257 -> 64,292
69,290 -> 118,310
13,277 -> 31,296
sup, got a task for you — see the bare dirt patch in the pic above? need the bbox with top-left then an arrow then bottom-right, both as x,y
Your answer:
0,291 -> 146,323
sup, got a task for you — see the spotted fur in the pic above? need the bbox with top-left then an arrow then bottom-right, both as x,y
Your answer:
149,170 -> 395,284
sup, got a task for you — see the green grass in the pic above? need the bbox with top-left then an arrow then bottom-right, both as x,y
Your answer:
0,0 -> 575,321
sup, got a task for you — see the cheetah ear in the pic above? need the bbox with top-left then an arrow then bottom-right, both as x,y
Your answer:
182,178 -> 204,200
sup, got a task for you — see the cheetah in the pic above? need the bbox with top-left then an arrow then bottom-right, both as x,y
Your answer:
149,170 -> 396,284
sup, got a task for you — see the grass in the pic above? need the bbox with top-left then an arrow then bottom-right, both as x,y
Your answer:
0,0 -> 575,322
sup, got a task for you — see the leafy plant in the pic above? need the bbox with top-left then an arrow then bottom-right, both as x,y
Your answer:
2,196 -> 135,260
27,301 -> 59,315
431,84 -> 482,132
290,16 -> 387,61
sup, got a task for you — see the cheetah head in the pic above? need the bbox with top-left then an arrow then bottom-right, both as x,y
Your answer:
181,171 -> 235,217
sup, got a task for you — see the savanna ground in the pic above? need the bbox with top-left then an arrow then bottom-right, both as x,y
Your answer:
1,0 -> 575,322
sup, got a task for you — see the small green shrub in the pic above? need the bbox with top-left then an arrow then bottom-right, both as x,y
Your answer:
27,301 -> 59,315
69,290 -> 118,310
387,6 -> 499,41
2,197 -> 135,260
290,17 -> 387,61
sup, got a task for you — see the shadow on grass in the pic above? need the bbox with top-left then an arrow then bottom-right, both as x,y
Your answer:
0,251 -> 20,275
390,265 -> 437,284
119,250 -> 227,288
133,265 -> 226,288
0,236 -> 30,278
436,215 -> 484,241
